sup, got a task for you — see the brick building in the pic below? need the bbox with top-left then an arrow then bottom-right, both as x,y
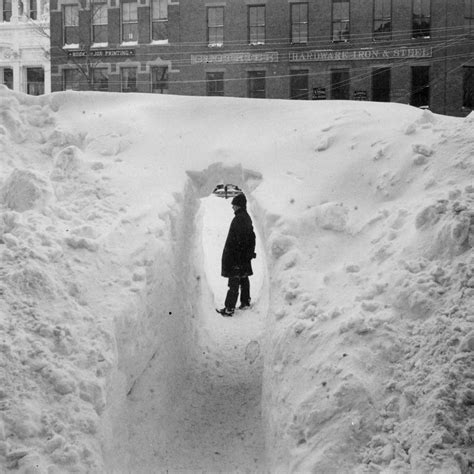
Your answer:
50,0 -> 474,116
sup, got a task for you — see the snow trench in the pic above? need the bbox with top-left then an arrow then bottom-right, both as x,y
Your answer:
102,163 -> 269,473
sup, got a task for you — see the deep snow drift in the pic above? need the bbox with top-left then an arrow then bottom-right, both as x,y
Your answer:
0,84 -> 473,473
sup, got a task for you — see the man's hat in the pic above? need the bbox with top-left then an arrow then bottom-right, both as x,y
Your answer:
231,193 -> 247,208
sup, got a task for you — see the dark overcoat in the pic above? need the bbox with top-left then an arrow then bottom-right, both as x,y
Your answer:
221,208 -> 256,278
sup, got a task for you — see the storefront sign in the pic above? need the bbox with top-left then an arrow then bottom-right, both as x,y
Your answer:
290,47 -> 432,62
191,51 -> 278,65
67,49 -> 135,58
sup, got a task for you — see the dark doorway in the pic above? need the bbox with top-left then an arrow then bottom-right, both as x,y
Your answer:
372,67 -> 391,102
410,66 -> 430,108
331,69 -> 350,100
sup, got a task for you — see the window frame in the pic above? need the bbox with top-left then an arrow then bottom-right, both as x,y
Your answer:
410,65 -> 430,108
248,5 -> 265,45
332,0 -> 350,43
121,67 -> 138,93
466,0 -> 474,34
29,0 -> 37,20
26,67 -> 45,95
330,68 -> 350,100
2,68 -> 14,89
63,4 -> 79,45
206,71 -> 225,96
290,69 -> 309,100
463,66 -> 474,108
151,66 -> 169,93
290,2 -> 308,45
151,0 -> 168,41
412,0 -> 431,38
91,0 -> 108,44
121,0 -> 138,43
63,68 -> 81,91
373,0 -> 392,40
92,67 -> 109,91
207,6 -> 224,46
248,70 -> 266,99
2,0 -> 12,22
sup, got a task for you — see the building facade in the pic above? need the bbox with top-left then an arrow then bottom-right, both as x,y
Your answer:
50,0 -> 474,116
0,0 -> 51,94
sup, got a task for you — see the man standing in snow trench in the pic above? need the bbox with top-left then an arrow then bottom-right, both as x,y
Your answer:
216,193 -> 256,317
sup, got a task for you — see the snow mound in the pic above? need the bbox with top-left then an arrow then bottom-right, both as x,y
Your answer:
1,169 -> 53,212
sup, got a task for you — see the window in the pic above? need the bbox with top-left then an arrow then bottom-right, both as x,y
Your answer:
248,71 -> 265,98
121,67 -> 137,92
463,66 -> 474,108
208,7 -> 224,46
29,0 -> 37,19
466,0 -> 474,34
249,5 -> 265,45
2,0 -> 12,21
122,0 -> 138,42
372,67 -> 391,102
332,0 -> 350,42
291,3 -> 308,44
152,66 -> 169,93
63,69 -> 81,91
2,68 -> 13,89
91,1 -> 108,43
331,68 -> 350,99
413,0 -> 430,38
410,66 -> 430,107
63,5 -> 79,45
92,68 -> 109,91
206,72 -> 224,96
290,70 -> 309,100
152,0 -> 168,41
27,68 -> 44,95
373,0 -> 391,40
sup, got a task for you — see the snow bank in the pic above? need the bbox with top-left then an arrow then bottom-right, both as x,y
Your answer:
0,84 -> 473,473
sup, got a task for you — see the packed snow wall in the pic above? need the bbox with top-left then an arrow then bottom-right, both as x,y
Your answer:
102,162 -> 269,471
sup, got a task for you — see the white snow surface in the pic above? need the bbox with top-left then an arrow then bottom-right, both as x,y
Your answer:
0,85 -> 473,474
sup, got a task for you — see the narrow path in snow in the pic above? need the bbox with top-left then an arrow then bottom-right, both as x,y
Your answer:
119,196 -> 267,473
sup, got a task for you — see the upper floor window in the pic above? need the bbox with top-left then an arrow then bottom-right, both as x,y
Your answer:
63,5 -> 79,45
412,0 -> 430,38
29,0 -> 37,19
208,6 -> 224,46
2,0 -> 12,22
332,0 -> 350,42
91,1 -> 108,43
466,0 -> 474,34
152,0 -> 168,41
290,3 -> 308,44
373,0 -> 391,40
249,5 -> 265,45
122,0 -> 138,42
